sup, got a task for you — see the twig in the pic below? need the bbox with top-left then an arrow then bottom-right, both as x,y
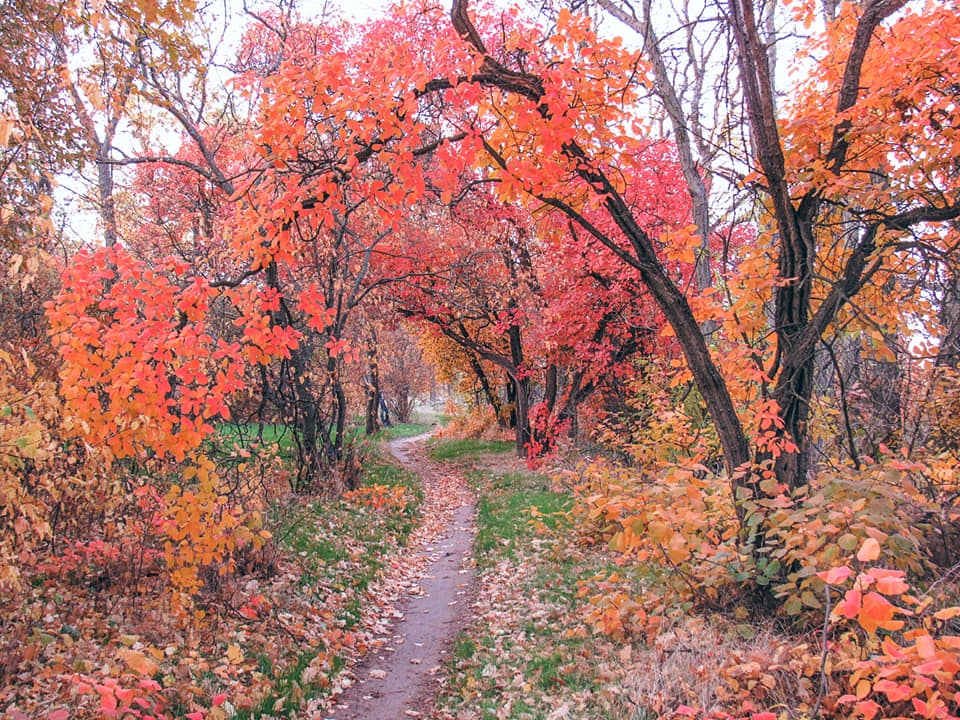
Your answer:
919,559 -> 960,604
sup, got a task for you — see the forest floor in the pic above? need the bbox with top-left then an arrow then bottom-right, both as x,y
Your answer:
419,438 -> 645,720
314,433 -> 648,720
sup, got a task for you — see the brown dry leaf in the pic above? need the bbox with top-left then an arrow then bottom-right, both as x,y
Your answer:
117,648 -> 160,677
226,643 -> 244,665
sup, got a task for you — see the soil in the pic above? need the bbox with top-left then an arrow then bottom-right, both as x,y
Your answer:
323,434 -> 477,720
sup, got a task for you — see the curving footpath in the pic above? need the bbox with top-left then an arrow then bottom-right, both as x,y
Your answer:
323,434 -> 476,720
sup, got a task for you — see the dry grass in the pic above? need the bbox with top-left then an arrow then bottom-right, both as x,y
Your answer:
625,616 -> 818,719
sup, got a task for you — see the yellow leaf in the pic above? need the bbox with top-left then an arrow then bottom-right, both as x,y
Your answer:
227,643 -> 243,665
0,117 -> 12,148
933,606 -> 960,621
667,533 -> 687,563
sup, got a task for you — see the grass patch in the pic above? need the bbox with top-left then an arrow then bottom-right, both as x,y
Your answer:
474,471 -> 571,566
427,437 -> 514,460
212,422 -> 433,465
211,421 -> 300,461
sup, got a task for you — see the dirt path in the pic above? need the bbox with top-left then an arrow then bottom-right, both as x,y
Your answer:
323,434 -> 476,720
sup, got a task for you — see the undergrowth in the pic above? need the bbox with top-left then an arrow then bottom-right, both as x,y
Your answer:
10,434 -> 425,720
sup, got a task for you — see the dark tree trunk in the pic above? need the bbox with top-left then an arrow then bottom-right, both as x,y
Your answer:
333,376 -> 347,462
544,364 -> 558,413
508,325 -> 532,456
505,377 -> 517,429
365,330 -> 381,436
468,354 -> 504,424
513,375 -> 532,455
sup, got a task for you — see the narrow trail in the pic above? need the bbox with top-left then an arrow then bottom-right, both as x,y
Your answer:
324,434 -> 476,720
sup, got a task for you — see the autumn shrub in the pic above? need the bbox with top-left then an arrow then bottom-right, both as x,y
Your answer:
158,454 -> 271,603
74,666 -> 228,720
2,354 -> 276,598
625,618 -> 820,717
593,355 -> 722,474
570,455 -> 934,626
0,341 -> 124,590
810,559 -> 959,719
435,403 -> 502,440
653,550 -> 960,720
565,441 -> 960,720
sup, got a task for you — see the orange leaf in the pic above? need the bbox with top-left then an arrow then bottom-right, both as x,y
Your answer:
873,574 -> 908,596
859,591 -> 897,634
915,633 -> 936,659
933,606 -> 960,621
857,537 -> 881,563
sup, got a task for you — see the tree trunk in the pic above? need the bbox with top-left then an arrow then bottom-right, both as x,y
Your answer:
513,375 -> 532,455
544,364 -> 558,413
508,324 -> 533,456
96,149 -> 119,248
365,330 -> 381,435
468,354 -> 504,424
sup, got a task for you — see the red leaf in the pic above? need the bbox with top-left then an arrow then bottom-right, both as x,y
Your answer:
838,588 -> 862,618
912,659 -> 944,675
854,699 -> 880,720
818,566 -> 852,585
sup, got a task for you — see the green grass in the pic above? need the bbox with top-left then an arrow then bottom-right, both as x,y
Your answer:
212,421 -> 434,463
213,422 -> 300,454
473,471 -> 571,566
427,437 -> 515,460
371,422 -> 433,441
454,631 -> 477,660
